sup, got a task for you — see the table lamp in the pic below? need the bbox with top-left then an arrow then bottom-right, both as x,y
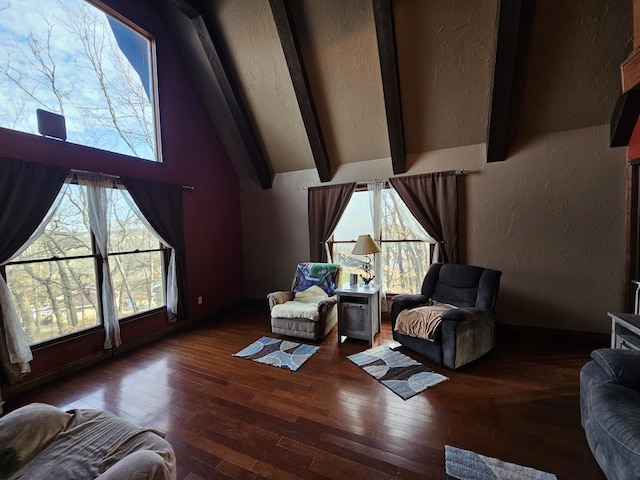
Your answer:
352,234 -> 381,286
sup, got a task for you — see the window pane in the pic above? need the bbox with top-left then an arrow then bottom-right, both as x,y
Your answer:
382,242 -> 431,294
333,243 -> 364,283
0,0 -> 159,161
109,190 -> 160,253
333,191 -> 373,240
14,184 -> 92,263
7,258 -> 100,345
110,251 -> 165,319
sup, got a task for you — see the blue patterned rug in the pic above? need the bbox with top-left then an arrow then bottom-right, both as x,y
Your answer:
445,446 -> 557,480
233,336 -> 319,372
347,345 -> 448,400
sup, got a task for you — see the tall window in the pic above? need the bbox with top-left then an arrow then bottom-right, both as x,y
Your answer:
332,188 -> 432,294
4,181 -> 166,345
0,0 -> 161,161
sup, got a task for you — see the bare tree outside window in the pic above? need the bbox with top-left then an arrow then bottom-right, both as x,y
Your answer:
0,0 -> 159,161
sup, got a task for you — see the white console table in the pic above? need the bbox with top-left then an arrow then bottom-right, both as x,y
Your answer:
609,312 -> 640,351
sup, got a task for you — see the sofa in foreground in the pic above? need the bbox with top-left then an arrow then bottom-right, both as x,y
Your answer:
0,403 -> 176,479
580,348 -> 640,480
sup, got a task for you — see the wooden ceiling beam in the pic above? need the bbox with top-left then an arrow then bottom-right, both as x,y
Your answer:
373,0 -> 406,175
486,0 -> 534,163
176,0 -> 273,189
269,0 -> 332,183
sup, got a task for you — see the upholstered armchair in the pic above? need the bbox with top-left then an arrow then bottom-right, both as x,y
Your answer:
267,263 -> 342,341
390,263 -> 502,369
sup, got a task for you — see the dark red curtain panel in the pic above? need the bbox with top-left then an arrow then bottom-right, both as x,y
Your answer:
0,157 -> 69,383
122,177 -> 189,321
389,172 -> 458,263
308,183 -> 357,262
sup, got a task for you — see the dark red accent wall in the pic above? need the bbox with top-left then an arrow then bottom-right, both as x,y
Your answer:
0,0 -> 245,379
629,118 -> 640,161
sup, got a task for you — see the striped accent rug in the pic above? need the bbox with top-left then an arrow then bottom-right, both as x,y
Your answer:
233,336 -> 319,372
347,345 -> 447,400
445,446 -> 558,480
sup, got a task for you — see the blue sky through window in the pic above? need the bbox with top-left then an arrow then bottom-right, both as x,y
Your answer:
0,0 -> 158,161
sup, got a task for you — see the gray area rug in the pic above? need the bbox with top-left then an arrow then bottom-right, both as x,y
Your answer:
347,345 -> 448,400
445,446 -> 557,480
233,336 -> 319,372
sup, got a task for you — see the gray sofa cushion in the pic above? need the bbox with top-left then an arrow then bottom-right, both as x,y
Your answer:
591,348 -> 640,391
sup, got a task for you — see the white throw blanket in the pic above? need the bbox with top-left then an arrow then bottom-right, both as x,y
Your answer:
271,286 -> 329,321
394,300 -> 456,341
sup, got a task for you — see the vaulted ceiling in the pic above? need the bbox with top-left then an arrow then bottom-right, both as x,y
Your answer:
160,0 -> 632,189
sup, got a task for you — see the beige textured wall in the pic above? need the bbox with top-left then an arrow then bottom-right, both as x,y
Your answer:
241,125 -> 626,333
462,127 -> 626,333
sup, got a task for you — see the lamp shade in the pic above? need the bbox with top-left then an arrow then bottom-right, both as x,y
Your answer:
352,234 -> 381,255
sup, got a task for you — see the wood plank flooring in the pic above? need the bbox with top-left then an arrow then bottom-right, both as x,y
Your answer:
5,303 -> 608,479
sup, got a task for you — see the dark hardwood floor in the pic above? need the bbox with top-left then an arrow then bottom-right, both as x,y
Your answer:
5,303 -> 607,479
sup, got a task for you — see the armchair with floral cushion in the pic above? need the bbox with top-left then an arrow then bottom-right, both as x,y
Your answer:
267,263 -> 342,341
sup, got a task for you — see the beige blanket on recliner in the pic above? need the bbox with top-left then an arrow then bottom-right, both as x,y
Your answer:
394,300 -> 456,341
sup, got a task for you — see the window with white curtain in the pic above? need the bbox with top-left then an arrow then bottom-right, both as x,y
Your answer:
3,180 -> 167,346
331,187 -> 434,294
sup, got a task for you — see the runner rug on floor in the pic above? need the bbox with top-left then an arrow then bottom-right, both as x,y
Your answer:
444,446 -> 557,480
347,345 -> 448,400
233,336 -> 319,372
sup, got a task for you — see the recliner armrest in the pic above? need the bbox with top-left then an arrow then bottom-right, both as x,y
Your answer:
316,296 -> 337,308
267,291 -> 294,310
390,294 -> 431,327
441,307 -> 492,322
391,294 -> 430,310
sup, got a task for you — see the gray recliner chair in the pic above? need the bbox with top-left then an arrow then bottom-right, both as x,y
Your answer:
390,263 -> 502,369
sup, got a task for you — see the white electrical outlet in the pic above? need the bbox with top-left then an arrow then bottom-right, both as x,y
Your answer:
197,296 -> 203,304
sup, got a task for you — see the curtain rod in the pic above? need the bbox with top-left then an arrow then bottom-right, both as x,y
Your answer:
70,169 -> 195,191
302,169 -> 469,191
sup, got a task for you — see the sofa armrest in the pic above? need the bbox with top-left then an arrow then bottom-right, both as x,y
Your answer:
591,348 -> 640,391
267,291 -> 294,310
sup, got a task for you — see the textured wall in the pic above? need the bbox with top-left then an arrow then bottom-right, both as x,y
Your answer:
519,0 -> 631,137
394,0 -> 497,154
462,127 -> 626,333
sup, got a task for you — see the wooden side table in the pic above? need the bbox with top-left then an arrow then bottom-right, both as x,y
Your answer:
335,284 -> 380,346
608,312 -> 640,351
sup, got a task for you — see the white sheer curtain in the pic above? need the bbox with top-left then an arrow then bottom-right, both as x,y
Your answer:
368,181 -> 387,312
78,177 -> 121,349
394,194 -> 439,261
117,185 -> 179,322
0,180 -> 70,373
